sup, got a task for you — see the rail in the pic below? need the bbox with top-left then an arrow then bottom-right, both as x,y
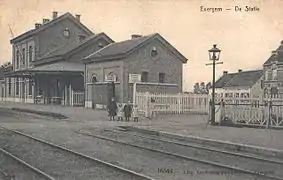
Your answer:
0,125 -> 154,180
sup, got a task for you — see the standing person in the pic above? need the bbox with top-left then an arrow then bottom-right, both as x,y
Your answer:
117,103 -> 124,121
132,105 -> 139,122
107,98 -> 117,121
123,101 -> 132,121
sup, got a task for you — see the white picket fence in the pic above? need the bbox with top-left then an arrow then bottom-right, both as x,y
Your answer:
136,92 -> 210,117
136,92 -> 283,127
71,91 -> 84,106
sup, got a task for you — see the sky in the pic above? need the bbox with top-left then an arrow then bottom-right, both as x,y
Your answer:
0,0 -> 283,91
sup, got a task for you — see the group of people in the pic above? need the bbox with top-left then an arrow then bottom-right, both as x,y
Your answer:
107,98 -> 139,122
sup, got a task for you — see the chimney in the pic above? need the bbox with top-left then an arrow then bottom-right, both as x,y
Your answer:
131,34 -> 142,39
52,11 -> 58,19
35,23 -> 42,29
238,69 -> 242,73
223,71 -> 228,75
42,19 -> 50,24
75,14 -> 81,22
272,50 -> 277,55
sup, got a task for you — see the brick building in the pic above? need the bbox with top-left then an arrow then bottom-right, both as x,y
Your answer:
212,69 -> 263,99
262,41 -> 283,98
2,12 -> 188,108
3,12 -> 113,105
83,34 -> 188,108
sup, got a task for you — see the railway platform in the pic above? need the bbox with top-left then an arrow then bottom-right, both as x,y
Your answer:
1,101 -> 283,153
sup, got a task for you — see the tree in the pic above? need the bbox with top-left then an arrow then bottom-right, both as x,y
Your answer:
193,83 -> 200,94
205,82 -> 212,94
193,82 -> 212,94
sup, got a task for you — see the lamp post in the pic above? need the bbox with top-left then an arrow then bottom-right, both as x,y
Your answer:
206,44 -> 222,125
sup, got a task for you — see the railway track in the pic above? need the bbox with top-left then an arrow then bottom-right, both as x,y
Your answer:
75,127 -> 283,180
0,126 -> 154,180
0,148 -> 54,180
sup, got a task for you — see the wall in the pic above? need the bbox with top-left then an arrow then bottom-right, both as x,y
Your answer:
37,18 -> 91,58
250,77 -> 263,98
122,37 -> 183,102
212,87 -> 251,98
85,60 -> 123,107
13,37 -> 35,71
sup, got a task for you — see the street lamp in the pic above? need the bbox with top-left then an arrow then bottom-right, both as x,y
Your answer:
207,44 -> 222,125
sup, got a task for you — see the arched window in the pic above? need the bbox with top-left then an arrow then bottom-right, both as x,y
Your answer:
29,46 -> 33,62
106,72 -> 117,82
92,75 -> 98,83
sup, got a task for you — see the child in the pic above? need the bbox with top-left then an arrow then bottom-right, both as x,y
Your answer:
132,105 -> 139,122
124,101 -> 132,121
117,104 -> 123,121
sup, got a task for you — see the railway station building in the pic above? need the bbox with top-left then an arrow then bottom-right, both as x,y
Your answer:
2,12 -> 188,108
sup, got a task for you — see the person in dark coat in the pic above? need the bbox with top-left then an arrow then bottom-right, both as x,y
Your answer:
123,101 -> 132,121
108,98 -> 117,121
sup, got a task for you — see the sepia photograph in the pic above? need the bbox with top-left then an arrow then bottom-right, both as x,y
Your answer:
0,0 -> 283,179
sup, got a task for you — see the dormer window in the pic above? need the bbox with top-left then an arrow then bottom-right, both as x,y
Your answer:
151,46 -> 158,57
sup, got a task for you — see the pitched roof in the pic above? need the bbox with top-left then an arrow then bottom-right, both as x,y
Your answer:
84,34 -> 153,60
216,70 -> 263,88
83,33 -> 188,63
10,12 -> 93,44
215,73 -> 237,88
29,61 -> 83,72
39,32 -> 114,60
263,41 -> 283,66
263,54 -> 276,66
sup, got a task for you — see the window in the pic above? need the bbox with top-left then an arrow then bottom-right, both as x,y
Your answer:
106,73 -> 117,82
272,69 -> 277,80
28,46 -> 33,62
15,78 -> 19,95
265,70 -> 269,80
151,47 -> 158,57
141,71 -> 148,82
159,73 -> 165,83
8,78 -> 11,95
28,79 -> 33,95
92,76 -> 97,83
22,48 -> 26,65
16,50 -> 19,68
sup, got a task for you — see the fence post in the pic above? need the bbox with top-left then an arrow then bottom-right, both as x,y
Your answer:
266,100 -> 272,128
178,93 -> 181,114
145,92 -> 149,118
220,99 -> 225,124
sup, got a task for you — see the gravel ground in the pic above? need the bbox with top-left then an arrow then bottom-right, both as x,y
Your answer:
0,149 -> 48,180
0,129 -> 146,180
93,129 -> 282,178
15,126 -> 265,180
